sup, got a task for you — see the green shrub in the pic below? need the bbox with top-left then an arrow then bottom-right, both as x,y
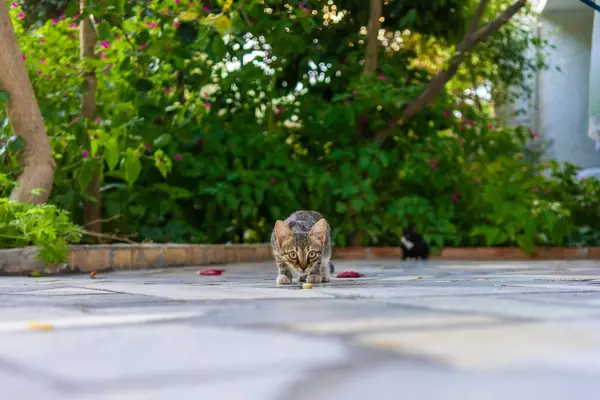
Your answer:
4,0 -> 597,254
0,198 -> 82,264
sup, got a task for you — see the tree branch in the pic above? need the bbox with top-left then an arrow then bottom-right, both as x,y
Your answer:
374,0 -> 526,146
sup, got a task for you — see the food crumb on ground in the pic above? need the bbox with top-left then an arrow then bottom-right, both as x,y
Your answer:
27,322 -> 54,331
303,283 -> 313,289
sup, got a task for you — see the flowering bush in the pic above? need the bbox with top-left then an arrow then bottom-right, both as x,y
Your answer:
2,0 -> 599,254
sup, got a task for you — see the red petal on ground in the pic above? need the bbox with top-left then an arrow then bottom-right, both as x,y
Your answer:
198,269 -> 225,276
336,271 -> 364,278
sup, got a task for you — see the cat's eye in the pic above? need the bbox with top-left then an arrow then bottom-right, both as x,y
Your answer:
308,251 -> 317,259
288,251 -> 298,260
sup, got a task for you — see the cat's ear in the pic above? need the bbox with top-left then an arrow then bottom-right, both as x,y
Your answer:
274,220 -> 293,247
309,218 -> 327,245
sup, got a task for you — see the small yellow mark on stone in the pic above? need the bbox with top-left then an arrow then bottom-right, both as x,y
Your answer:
303,283 -> 313,289
27,322 -> 54,331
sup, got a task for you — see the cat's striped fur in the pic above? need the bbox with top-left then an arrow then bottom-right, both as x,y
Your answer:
270,210 -> 334,285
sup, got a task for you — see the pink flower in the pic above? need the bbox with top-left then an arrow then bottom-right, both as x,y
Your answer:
146,21 -> 152,27
36,71 -> 42,76
71,117 -> 79,124
82,150 -> 89,158
40,58 -> 46,65
443,110 -> 450,117
145,144 -> 152,151
352,90 -> 358,95
430,158 -> 438,169
139,44 -> 147,50
175,0 -> 180,3
360,115 -> 368,124
379,73 -> 385,80
17,12 -> 24,19
174,21 -> 180,27
93,17 -> 99,23
69,23 -> 78,28
270,176 -> 277,184
151,22 -> 157,29
101,41 -> 109,49
21,54 -> 26,61
532,186 -> 539,192
345,97 -> 352,102
204,102 -> 211,109
60,13 -> 65,19
532,131 -> 540,139
165,87 -> 172,93
40,38 -> 45,43
299,1 -> 305,6
203,6 -> 210,11
189,1 -> 194,5
98,52 -> 105,58
451,195 -> 458,202
468,120 -> 475,126
73,13 -> 79,19
11,2 -> 18,8
52,18 -> 58,25
275,106 -> 283,114
173,154 -> 183,161
304,8 -> 310,12
95,117 -> 101,123
456,190 -> 461,196
488,123 -> 494,130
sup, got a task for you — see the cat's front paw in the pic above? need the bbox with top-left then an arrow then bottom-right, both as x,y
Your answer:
306,275 -> 323,284
276,275 -> 292,285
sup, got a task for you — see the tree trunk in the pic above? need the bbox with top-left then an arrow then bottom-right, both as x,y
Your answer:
363,0 -> 382,75
80,2 -> 102,238
0,0 -> 55,203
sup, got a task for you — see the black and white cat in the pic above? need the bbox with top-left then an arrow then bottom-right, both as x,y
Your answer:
400,224 -> 430,260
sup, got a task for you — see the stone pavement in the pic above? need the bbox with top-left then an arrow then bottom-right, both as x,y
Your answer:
2,260 -> 600,399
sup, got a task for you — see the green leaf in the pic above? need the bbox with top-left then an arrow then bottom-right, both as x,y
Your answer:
77,158 -> 96,190
350,198 -> 364,212
135,79 -> 153,93
516,234 -> 535,255
153,134 -> 173,148
211,35 -> 226,58
153,149 -> 172,178
122,150 -> 142,186
483,226 -> 501,246
64,1 -> 79,18
120,56 -> 131,72
136,30 -> 150,45
335,202 -> 347,213
0,91 -> 9,105
96,22 -> 112,41
176,22 -> 199,47
104,138 -> 119,171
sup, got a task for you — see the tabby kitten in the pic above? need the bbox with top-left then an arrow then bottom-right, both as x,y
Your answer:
271,210 -> 334,285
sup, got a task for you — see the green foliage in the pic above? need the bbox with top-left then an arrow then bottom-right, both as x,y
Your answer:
3,0 -> 599,255
0,197 -> 82,264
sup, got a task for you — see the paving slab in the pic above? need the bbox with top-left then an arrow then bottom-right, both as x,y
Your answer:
1,259 -> 600,399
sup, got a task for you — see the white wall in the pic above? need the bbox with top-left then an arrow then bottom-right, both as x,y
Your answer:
538,9 -> 598,168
